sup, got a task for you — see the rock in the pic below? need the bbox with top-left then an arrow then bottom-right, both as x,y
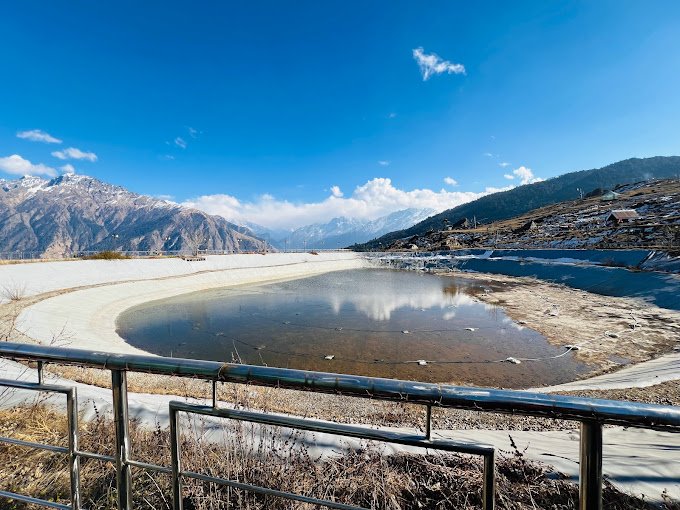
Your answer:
505,357 -> 522,364
324,355 -> 335,360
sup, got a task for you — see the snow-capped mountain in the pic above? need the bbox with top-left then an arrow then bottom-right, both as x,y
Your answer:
279,208 -> 435,249
0,174 -> 265,257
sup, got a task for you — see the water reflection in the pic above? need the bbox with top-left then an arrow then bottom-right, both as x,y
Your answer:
117,269 -> 588,388
326,275 -> 489,321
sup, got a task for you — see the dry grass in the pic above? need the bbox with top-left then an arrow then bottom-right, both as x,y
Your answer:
0,405 -> 677,509
81,251 -> 131,260
0,282 -> 26,302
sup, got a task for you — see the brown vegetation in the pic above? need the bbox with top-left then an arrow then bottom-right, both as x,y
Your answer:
0,405 -> 677,509
81,251 -> 131,260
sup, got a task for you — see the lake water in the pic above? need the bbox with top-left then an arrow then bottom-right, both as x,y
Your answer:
116,268 -> 588,388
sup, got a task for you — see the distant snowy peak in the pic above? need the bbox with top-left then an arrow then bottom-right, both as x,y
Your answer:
280,208 -> 435,249
2,175 -> 49,193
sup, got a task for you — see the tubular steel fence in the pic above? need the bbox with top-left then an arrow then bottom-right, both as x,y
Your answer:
1,342 -> 679,510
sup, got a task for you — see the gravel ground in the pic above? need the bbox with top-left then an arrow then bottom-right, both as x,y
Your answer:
558,379 -> 680,407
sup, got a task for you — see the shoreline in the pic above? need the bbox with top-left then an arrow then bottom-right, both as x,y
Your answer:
12,253 -> 368,355
448,271 -> 680,391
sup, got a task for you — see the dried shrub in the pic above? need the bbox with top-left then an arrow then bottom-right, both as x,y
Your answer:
81,251 -> 130,260
1,405 -> 677,509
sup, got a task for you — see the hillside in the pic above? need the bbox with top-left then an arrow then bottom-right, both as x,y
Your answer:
353,156 -> 680,250
0,174 -> 265,257
384,179 -> 680,251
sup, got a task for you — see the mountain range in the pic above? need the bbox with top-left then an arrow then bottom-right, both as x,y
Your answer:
255,208 -> 435,250
3,156 -> 679,258
0,173 -> 265,257
354,156 -> 680,250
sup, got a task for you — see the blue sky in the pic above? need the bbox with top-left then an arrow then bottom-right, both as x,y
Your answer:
1,1 -> 679,229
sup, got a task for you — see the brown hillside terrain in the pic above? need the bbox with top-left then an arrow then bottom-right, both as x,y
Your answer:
389,179 -> 680,251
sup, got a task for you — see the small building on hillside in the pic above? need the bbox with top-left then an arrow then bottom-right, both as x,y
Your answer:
601,190 -> 622,201
606,209 -> 640,225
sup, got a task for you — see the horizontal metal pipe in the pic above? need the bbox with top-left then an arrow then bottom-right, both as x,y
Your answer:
0,489 -> 71,510
171,401 -> 494,456
180,469 -> 367,510
0,435 -> 68,454
3,342 -> 680,432
0,377 -> 75,395
75,450 -> 115,463
127,459 -> 173,475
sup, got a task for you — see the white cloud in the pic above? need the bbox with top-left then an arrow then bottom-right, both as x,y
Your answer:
0,154 -> 57,177
443,176 -> 458,186
60,164 -> 75,173
510,166 -> 543,185
378,160 -> 390,166
330,185 -> 343,198
154,194 -> 176,202
498,161 -> 510,168
51,147 -> 97,162
412,47 -> 466,81
16,129 -> 62,144
161,154 -> 175,160
388,112 -> 397,119
183,177 -> 513,231
187,127 -> 199,138
483,152 -> 496,158
504,174 -> 514,180
174,137 -> 187,149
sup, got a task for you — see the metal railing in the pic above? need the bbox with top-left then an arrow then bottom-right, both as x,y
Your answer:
1,342 -> 679,510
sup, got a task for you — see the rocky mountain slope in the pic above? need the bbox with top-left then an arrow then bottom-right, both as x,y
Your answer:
385,179 -> 680,251
0,174 -> 265,257
355,156 -> 680,250
276,208 -> 435,249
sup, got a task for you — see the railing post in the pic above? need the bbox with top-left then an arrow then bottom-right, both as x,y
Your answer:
170,407 -> 183,510
425,405 -> 432,440
66,388 -> 81,509
482,451 -> 495,510
579,421 -> 603,510
112,370 -> 132,509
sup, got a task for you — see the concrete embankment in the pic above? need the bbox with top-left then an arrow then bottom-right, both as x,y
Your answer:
7,252 -> 368,354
